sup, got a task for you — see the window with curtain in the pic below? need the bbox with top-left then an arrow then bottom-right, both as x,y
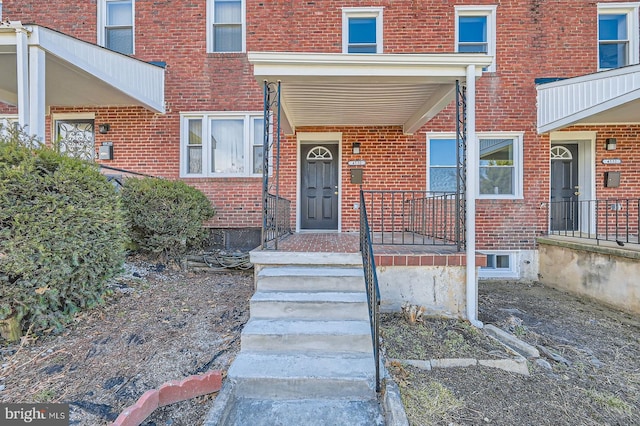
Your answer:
210,0 -> 243,52
181,113 -> 265,177
104,0 -> 134,54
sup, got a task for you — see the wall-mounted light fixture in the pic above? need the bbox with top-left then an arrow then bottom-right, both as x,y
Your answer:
99,123 -> 111,134
352,142 -> 361,155
605,138 -> 617,151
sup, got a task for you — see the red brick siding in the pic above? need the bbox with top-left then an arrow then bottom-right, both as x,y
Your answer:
3,0 -> 639,246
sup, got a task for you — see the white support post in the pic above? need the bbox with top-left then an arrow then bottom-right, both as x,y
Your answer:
465,64 -> 482,328
15,26 -> 30,131
28,45 -> 46,143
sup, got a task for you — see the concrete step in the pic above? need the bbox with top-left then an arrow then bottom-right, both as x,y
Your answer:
256,266 -> 364,292
241,319 -> 373,353
217,397 -> 384,426
249,291 -> 369,320
227,352 -> 377,400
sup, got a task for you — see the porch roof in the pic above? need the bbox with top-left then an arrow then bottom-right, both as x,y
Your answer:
0,22 -> 165,113
248,52 -> 493,135
537,64 -> 640,133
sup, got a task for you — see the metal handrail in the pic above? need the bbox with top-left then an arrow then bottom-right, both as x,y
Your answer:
545,198 -> 640,246
359,190 -> 381,393
262,193 -> 291,249
361,190 -> 464,247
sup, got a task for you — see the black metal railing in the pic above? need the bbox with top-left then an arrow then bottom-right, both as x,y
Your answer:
98,164 -> 158,191
546,198 -> 640,246
359,190 -> 381,393
262,193 -> 291,247
360,190 -> 464,247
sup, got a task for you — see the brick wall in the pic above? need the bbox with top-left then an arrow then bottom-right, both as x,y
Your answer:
3,0 -> 638,248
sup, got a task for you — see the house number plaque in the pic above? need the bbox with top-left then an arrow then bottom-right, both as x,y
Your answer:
602,159 -> 621,164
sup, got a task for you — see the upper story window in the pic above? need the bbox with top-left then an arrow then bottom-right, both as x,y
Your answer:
427,132 -> 523,199
342,8 -> 383,53
207,0 -> 245,53
181,112 -> 265,177
0,2 -> 3,20
98,0 -> 134,55
598,3 -> 640,70
455,6 -> 497,72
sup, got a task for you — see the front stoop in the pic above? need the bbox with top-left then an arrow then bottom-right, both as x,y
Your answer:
206,253 -> 384,426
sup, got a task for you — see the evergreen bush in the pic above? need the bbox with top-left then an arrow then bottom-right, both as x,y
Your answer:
120,177 -> 215,261
0,123 -> 126,336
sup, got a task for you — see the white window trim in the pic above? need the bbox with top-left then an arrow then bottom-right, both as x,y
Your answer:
478,251 -> 519,279
342,7 -> 384,54
454,5 -> 497,72
207,0 -> 246,53
97,0 -> 135,54
0,115 -> 19,136
597,2 -> 640,70
426,131 -> 523,199
51,112 -> 96,143
180,111 -> 266,178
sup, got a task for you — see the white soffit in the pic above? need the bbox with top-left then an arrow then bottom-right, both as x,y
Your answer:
249,52 -> 492,134
537,64 -> 640,133
0,23 -> 165,113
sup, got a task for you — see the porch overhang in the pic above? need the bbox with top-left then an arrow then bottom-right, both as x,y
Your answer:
248,52 -> 493,135
0,22 -> 165,138
537,64 -> 640,133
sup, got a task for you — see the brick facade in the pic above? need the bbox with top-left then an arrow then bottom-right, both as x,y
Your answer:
2,0 -> 639,254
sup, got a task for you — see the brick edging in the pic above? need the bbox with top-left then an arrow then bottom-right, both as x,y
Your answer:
110,370 -> 223,426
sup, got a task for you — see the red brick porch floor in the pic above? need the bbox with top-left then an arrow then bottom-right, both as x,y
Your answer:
264,232 -> 485,267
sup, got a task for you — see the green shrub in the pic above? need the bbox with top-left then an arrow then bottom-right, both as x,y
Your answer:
120,177 -> 215,260
0,124 -> 126,335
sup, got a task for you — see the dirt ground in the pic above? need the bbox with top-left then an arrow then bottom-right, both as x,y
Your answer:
384,281 -> 640,426
2,262 -> 639,426
0,259 -> 254,425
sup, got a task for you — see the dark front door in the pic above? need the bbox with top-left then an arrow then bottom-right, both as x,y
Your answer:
300,144 -> 339,230
550,144 -> 579,231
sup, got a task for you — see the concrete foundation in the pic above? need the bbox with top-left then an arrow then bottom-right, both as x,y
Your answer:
377,265 -> 467,318
538,236 -> 640,315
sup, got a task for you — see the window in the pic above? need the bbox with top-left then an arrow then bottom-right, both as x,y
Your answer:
479,252 -> 517,278
0,2 -> 3,20
55,119 -> 96,161
342,8 -> 383,53
207,0 -> 245,53
598,3 -> 640,70
455,6 -> 497,72
427,132 -> 523,198
181,113 -> 265,177
0,116 -> 18,137
428,138 -> 457,192
98,0 -> 134,55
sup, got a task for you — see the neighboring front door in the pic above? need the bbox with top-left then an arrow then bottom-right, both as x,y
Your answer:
55,119 -> 96,161
550,144 -> 579,231
300,144 -> 339,230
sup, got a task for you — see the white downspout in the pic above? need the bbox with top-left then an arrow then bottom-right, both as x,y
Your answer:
15,24 -> 30,131
465,64 -> 483,328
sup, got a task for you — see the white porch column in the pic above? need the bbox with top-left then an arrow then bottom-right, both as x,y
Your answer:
15,26 -> 30,131
28,45 -> 46,143
465,64 -> 482,328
